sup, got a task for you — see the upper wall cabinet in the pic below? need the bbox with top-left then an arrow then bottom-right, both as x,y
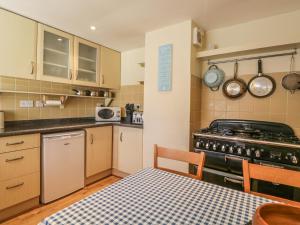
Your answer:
37,24 -> 74,84
73,38 -> 100,87
100,46 -> 121,89
0,9 -> 37,79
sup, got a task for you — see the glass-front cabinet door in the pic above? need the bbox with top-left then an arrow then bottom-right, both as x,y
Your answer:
73,38 -> 100,86
37,24 -> 73,83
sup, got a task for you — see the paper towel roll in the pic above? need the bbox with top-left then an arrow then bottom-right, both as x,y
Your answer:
0,111 -> 4,129
45,100 -> 62,106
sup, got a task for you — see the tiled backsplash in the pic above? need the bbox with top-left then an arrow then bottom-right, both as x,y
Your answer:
0,77 -> 144,121
112,84 -> 144,115
200,72 -> 300,137
0,76 -> 104,121
190,75 -> 201,148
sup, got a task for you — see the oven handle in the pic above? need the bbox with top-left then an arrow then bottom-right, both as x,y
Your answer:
259,162 -> 284,169
224,155 -> 244,162
224,177 -> 244,186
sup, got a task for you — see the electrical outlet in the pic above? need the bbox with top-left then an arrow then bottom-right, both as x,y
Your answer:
35,100 -> 44,108
19,100 -> 34,108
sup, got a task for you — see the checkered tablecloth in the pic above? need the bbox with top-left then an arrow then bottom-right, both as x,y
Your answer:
39,168 -> 273,225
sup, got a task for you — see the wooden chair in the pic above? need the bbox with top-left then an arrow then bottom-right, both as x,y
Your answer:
243,160 -> 300,207
153,144 -> 205,180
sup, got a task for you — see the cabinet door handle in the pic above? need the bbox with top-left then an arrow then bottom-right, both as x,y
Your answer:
102,75 -> 105,84
69,69 -> 73,80
31,61 -> 35,74
120,132 -> 123,142
5,156 -> 24,162
6,182 -> 24,190
6,141 -> 24,146
90,134 -> 94,144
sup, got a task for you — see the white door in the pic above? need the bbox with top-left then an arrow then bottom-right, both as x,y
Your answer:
118,127 -> 143,174
37,24 -> 74,84
0,9 -> 37,79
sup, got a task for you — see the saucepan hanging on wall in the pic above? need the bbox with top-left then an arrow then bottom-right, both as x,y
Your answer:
248,59 -> 276,98
222,61 -> 247,98
282,55 -> 300,93
203,64 -> 225,91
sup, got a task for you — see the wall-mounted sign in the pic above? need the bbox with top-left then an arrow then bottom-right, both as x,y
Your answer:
158,44 -> 172,91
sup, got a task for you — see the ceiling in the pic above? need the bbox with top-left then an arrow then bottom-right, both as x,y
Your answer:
1,0 -> 300,51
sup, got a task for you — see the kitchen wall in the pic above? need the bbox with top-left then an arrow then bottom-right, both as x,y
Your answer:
0,76 -> 104,121
205,10 -> 300,51
111,84 -> 144,115
143,20 -> 196,172
200,72 -> 300,137
121,48 -> 145,85
197,10 -> 300,137
111,47 -> 145,111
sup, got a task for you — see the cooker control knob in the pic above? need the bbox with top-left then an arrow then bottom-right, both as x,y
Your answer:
290,155 -> 298,165
255,149 -> 261,158
212,143 -> 217,151
205,142 -> 210,149
195,141 -> 201,148
246,148 -> 251,157
221,145 -> 226,152
237,147 -> 242,155
229,146 -> 234,154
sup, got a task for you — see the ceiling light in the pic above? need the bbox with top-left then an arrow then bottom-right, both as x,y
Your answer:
57,38 -> 62,42
90,26 -> 96,31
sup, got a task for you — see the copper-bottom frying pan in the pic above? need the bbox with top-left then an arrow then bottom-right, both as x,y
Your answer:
223,61 -> 247,99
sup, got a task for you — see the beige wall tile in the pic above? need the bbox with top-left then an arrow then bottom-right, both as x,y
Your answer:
197,72 -> 300,136
0,77 -> 15,90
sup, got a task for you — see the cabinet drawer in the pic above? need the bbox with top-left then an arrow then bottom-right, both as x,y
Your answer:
0,134 -> 40,153
0,172 -> 40,210
0,148 -> 40,181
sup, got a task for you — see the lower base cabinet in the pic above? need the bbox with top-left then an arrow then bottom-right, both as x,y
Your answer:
113,126 -> 143,175
85,126 -> 113,179
0,133 -> 40,222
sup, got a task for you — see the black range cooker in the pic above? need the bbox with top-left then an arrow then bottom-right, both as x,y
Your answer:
191,119 -> 300,201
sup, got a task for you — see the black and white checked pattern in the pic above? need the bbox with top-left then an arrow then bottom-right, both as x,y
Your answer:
39,168 -> 273,225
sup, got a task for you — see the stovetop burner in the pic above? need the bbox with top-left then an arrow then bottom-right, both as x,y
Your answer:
198,120 -> 300,145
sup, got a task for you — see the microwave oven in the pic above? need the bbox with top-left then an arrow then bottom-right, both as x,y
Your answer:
95,107 -> 121,122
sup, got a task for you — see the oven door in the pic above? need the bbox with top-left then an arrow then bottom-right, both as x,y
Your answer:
97,108 -> 115,120
190,165 -> 244,191
194,149 -> 247,175
253,159 -> 300,202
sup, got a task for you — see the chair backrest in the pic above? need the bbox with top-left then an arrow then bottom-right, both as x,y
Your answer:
154,144 -> 205,180
243,160 -> 300,206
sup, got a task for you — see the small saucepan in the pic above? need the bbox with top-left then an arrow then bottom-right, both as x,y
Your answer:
282,55 -> 300,93
248,59 -> 276,98
203,65 -> 225,91
222,61 -> 247,98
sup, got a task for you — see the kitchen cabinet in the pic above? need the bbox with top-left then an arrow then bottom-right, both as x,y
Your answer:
37,24 -> 74,84
0,133 -> 40,221
113,126 -> 143,175
0,9 -> 37,79
85,126 -> 112,178
100,46 -> 121,89
73,37 -> 100,87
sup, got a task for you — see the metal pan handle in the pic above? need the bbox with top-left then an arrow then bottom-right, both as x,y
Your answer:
258,59 -> 263,76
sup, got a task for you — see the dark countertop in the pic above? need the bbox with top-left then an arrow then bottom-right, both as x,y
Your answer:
0,118 -> 143,137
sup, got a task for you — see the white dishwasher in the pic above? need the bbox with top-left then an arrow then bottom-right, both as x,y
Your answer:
41,130 -> 85,203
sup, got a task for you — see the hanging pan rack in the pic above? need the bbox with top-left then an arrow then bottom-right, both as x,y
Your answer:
207,49 -> 297,65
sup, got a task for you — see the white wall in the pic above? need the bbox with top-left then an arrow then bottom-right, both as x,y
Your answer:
121,47 -> 145,85
205,10 -> 300,51
143,21 -> 193,172
202,10 -> 300,76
